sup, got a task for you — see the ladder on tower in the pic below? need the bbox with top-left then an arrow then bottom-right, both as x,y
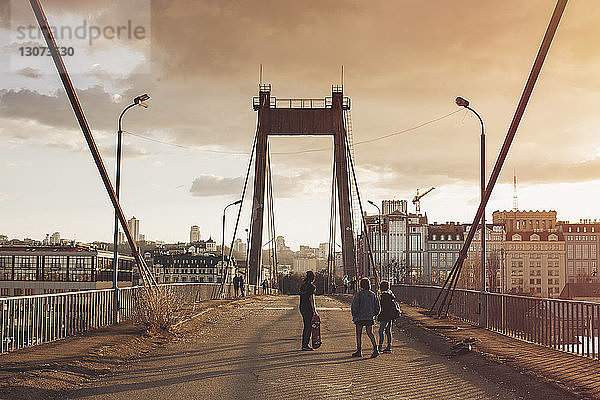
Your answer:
344,109 -> 362,239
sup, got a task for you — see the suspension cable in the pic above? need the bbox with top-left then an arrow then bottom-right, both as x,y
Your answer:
266,144 -> 278,290
343,133 -> 379,289
327,156 -> 337,293
218,122 -> 259,298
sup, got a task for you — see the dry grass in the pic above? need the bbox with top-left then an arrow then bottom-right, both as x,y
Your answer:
134,286 -> 198,334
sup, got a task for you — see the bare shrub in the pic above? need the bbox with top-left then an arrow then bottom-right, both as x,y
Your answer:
134,286 -> 198,334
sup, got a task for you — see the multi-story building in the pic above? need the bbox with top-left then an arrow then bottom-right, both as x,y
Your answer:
558,220 -> 600,283
49,232 -> 60,245
427,223 -> 465,285
153,253 -> 232,284
504,231 -> 565,297
128,217 -> 140,242
363,200 -> 427,283
382,200 -> 407,215
461,223 -> 506,291
0,245 -> 135,297
206,238 -> 216,252
233,238 -> 247,255
492,210 -> 557,233
292,257 -> 326,275
190,225 -> 201,243
318,243 -> 329,259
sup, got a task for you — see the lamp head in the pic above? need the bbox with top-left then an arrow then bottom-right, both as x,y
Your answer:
368,200 -> 376,206
455,96 -> 469,107
134,93 -> 150,108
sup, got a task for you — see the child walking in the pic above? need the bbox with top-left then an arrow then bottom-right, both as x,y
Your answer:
377,280 -> 399,353
351,278 -> 381,358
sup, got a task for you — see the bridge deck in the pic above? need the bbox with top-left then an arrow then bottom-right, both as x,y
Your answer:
0,295 -> 583,399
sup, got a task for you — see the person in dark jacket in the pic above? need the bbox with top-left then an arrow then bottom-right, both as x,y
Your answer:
377,280 -> 398,353
233,274 -> 241,297
350,278 -> 381,358
299,271 -> 318,351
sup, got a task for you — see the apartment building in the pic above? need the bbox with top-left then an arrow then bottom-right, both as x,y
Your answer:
504,231 -> 565,297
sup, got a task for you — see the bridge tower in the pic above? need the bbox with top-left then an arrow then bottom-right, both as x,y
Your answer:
248,84 -> 356,285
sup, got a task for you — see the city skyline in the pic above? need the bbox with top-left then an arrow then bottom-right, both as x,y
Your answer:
2,1 -> 600,249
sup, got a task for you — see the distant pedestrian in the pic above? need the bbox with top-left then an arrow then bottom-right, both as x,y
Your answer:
239,275 -> 245,297
233,274 -> 241,297
262,279 -> 268,294
299,270 -> 318,351
343,276 -> 349,294
351,278 -> 380,358
377,280 -> 400,353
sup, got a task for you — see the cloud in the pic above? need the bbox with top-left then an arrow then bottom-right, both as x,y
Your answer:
4,0 -> 600,196
16,68 -> 41,79
189,172 -> 325,198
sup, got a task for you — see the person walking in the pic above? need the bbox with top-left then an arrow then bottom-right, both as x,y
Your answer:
377,280 -> 400,353
351,278 -> 380,358
233,274 -> 241,297
239,275 -> 245,297
299,270 -> 318,351
343,276 -> 349,294
262,279 -> 268,294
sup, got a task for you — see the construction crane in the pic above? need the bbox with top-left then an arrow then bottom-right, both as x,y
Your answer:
412,187 -> 435,215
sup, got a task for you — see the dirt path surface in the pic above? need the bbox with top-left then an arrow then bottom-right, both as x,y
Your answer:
2,295 -> 575,400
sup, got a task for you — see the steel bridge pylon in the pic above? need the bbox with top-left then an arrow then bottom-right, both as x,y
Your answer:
248,84 -> 356,285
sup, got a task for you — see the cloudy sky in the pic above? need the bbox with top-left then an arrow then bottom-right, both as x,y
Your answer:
1,1 -> 600,249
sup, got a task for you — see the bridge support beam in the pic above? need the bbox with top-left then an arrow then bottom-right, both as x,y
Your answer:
248,85 -> 357,285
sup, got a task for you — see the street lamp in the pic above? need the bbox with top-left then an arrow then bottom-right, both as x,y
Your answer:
222,199 -> 242,284
456,96 -> 486,326
112,93 -> 150,324
367,200 -> 382,282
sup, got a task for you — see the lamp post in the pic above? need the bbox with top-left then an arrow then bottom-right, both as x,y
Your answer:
456,96 -> 486,327
222,200 -> 242,285
367,200 -> 382,282
112,93 -> 150,324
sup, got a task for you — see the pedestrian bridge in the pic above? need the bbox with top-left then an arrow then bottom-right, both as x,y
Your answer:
1,283 -> 598,399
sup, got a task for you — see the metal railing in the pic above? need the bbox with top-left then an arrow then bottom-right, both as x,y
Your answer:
0,282 -> 269,354
252,96 -> 351,110
393,284 -> 600,360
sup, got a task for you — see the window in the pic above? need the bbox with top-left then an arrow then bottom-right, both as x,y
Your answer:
567,245 -> 574,259
531,234 -> 540,241
70,256 -> 93,282
0,256 -> 12,280
548,234 -> 558,241
14,256 -> 37,281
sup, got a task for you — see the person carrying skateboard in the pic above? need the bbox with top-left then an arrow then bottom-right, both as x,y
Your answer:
299,270 -> 318,351
377,280 -> 400,353
351,278 -> 381,358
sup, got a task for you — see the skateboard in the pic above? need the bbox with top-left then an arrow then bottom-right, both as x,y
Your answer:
311,314 -> 321,349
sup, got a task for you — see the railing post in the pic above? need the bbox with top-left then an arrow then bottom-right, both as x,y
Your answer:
479,292 -> 488,328
113,287 -> 120,324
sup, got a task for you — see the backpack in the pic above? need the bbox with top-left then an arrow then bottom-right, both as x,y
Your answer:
390,297 -> 401,320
